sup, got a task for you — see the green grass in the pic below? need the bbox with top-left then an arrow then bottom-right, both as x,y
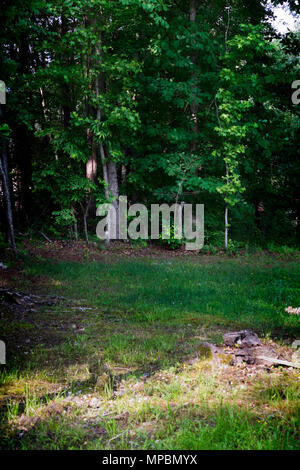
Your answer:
0,252 -> 299,450
21,254 -> 300,334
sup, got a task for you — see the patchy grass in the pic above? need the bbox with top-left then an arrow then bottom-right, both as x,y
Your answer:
0,246 -> 299,450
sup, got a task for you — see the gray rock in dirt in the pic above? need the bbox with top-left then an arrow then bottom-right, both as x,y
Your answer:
238,334 -> 261,349
223,331 -> 242,347
234,348 -> 257,364
223,330 -> 261,348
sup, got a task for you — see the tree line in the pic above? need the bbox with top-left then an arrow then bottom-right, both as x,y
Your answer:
0,0 -> 300,252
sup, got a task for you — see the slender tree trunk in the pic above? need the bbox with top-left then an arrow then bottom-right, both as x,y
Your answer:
74,220 -> 78,241
73,206 -> 78,241
95,76 -> 110,245
215,99 -> 230,250
189,0 -> 199,164
225,160 -> 229,250
15,34 -> 32,225
95,76 -> 108,196
16,125 -> 32,225
95,60 -> 120,242
86,128 -> 97,182
81,197 -> 92,243
100,142 -> 109,199
0,137 -> 17,256
61,14 -> 71,129
107,159 -> 119,239
225,204 -> 228,250
255,200 -> 265,234
88,10 -> 120,244
224,6 -> 231,251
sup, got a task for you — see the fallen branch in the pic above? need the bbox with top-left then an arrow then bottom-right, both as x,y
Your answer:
39,231 -> 52,243
256,356 -> 300,369
108,430 -> 128,443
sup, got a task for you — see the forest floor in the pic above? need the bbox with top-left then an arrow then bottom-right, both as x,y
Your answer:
0,240 -> 299,450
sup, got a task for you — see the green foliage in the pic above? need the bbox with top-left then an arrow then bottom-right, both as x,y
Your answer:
52,208 -> 76,228
0,0 -> 299,246
158,222 -> 184,250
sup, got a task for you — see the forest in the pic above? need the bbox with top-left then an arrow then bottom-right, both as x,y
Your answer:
0,0 -> 300,453
0,0 -> 299,249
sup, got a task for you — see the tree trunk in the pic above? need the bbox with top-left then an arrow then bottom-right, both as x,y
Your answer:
16,125 -> 32,225
81,197 -> 92,243
95,65 -> 119,243
225,204 -> 228,250
189,0 -> 199,173
255,200 -> 265,234
0,136 -> 17,256
107,159 -> 119,239
86,128 -> 97,183
73,206 -> 78,241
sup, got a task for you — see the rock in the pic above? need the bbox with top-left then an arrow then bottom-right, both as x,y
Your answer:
223,330 -> 261,348
223,331 -> 242,347
189,330 -> 291,369
197,343 -> 213,359
238,333 -> 261,349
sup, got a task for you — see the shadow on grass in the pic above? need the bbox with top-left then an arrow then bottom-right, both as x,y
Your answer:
1,253 -> 300,449
3,398 -> 299,450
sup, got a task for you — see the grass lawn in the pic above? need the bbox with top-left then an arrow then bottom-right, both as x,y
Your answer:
0,243 -> 299,450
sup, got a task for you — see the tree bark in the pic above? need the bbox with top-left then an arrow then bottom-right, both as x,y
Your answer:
0,132 -> 17,255
86,128 -> 97,183
95,49 -> 120,242
189,0 -> 198,160
224,204 -> 228,250
107,159 -> 119,239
